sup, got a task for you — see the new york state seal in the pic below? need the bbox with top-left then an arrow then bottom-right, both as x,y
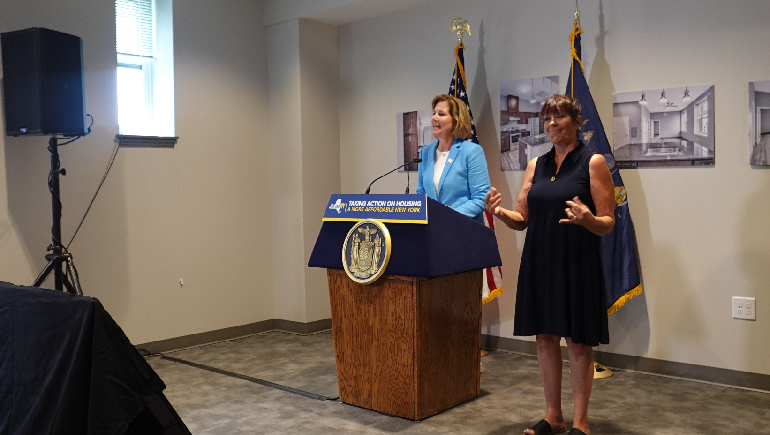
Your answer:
342,219 -> 391,285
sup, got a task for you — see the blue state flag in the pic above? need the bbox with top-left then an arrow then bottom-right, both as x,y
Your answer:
565,24 -> 642,314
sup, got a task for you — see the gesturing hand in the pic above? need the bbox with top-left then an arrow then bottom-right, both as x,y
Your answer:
484,187 -> 502,216
559,196 -> 593,225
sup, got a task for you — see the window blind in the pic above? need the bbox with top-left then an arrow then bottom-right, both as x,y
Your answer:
116,0 -> 153,57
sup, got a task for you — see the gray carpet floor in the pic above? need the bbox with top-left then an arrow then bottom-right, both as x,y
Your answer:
146,331 -> 770,434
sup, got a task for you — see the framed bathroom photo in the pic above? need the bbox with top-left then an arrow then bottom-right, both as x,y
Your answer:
396,109 -> 434,172
749,80 -> 770,166
611,85 -> 715,168
499,76 -> 559,171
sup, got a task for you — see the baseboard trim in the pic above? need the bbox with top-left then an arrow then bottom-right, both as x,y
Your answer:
136,318 -> 333,354
273,318 -> 333,335
482,334 -> 770,392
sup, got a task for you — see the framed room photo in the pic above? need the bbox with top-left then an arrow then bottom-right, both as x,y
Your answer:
499,76 -> 558,171
749,80 -> 770,166
612,85 -> 715,168
396,109 -> 434,172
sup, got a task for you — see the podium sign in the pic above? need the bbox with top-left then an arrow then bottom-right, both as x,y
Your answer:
323,194 -> 427,224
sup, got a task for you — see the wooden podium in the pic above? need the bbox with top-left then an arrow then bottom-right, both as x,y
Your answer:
309,197 -> 501,420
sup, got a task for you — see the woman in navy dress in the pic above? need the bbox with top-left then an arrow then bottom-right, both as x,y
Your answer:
484,95 -> 615,435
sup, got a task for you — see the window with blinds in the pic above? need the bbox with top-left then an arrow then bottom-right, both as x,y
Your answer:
116,0 -> 154,57
115,0 -> 174,138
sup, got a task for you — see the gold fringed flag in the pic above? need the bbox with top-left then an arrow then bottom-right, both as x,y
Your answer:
482,210 -> 504,303
566,22 -> 642,315
448,43 -> 478,142
447,33 -> 503,303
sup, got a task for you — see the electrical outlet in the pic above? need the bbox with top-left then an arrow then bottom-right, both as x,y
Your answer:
732,296 -> 756,321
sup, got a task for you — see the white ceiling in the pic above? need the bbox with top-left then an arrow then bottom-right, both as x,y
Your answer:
264,0 -> 444,26
613,85 -> 711,113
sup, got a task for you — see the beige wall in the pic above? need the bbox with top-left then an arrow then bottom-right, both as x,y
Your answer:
0,0 -> 273,344
267,19 -> 339,323
339,0 -> 770,375
172,0 -> 273,339
268,19 -> 307,322
299,20 -> 340,322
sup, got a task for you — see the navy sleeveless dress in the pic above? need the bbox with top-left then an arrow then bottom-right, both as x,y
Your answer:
513,142 -> 609,346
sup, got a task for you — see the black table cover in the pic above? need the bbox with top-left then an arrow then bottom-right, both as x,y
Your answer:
0,281 -> 166,435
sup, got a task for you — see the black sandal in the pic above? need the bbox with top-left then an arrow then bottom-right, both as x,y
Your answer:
567,428 -> 587,435
527,419 -> 565,435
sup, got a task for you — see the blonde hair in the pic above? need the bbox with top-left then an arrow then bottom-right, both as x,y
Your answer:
431,94 -> 472,140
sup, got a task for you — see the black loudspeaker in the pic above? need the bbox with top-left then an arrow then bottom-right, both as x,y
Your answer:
1,27 -> 87,136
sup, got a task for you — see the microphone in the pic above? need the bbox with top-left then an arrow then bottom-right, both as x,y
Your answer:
365,158 -> 422,194
404,158 -> 423,193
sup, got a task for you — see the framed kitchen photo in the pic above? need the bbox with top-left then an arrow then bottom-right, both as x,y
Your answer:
749,80 -> 770,166
499,76 -> 558,170
396,109 -> 434,172
612,85 -> 715,168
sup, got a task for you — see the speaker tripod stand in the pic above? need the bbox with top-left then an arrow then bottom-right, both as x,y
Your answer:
32,135 -> 83,295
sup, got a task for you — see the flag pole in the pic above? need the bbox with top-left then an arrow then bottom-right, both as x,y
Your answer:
574,0 -> 581,28
449,17 -> 491,361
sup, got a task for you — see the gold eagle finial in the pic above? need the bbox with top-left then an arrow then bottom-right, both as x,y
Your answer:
449,17 -> 471,45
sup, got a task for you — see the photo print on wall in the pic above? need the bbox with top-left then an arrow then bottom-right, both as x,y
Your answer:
396,109 -> 434,172
749,80 -> 770,166
612,85 -> 715,168
500,76 -> 558,171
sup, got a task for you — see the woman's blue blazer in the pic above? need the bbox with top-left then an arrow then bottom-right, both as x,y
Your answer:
415,139 -> 491,224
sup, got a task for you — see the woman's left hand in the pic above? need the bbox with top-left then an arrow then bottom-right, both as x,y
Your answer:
559,196 -> 593,225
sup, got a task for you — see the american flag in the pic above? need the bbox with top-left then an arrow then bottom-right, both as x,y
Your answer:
449,43 -> 503,304
448,44 -> 478,144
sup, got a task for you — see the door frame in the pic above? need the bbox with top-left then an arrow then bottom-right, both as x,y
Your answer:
757,106 -> 770,144
652,119 -> 661,138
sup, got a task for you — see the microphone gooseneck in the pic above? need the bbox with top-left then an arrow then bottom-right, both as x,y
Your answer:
365,158 -> 422,194
404,158 -> 423,194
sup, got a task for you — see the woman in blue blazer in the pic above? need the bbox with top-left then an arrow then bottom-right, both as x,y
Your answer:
416,94 -> 491,224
